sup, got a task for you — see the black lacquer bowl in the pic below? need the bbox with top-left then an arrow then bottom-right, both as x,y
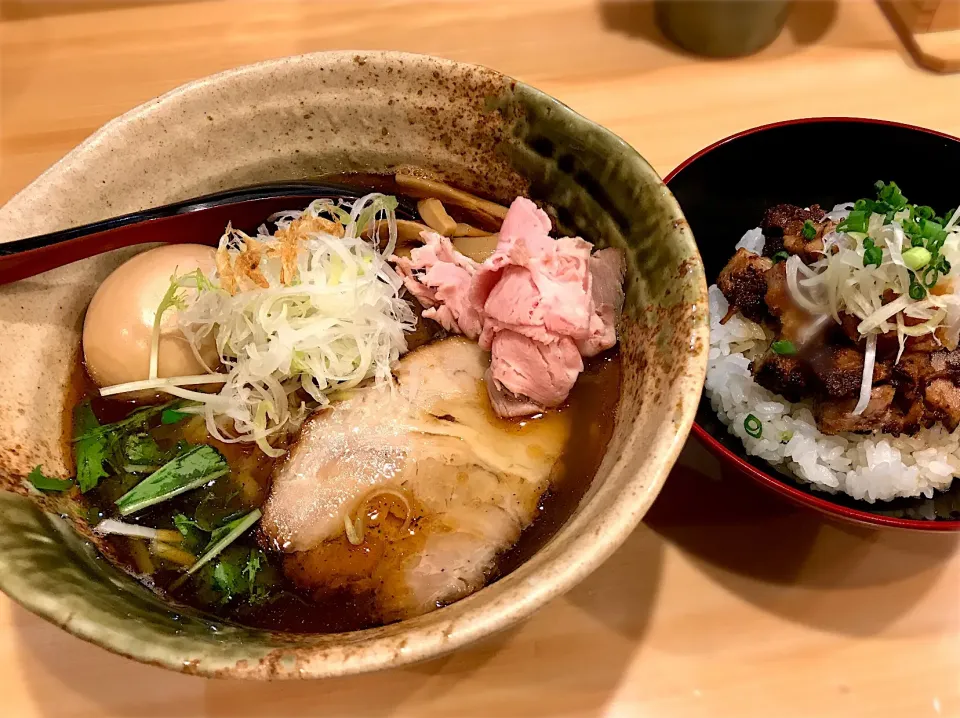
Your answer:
667,117 -> 960,531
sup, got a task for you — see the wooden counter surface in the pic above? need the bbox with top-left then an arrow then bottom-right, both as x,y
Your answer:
1,1 -> 958,716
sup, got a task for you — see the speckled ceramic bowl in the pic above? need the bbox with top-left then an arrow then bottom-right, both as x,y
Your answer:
0,52 -> 707,678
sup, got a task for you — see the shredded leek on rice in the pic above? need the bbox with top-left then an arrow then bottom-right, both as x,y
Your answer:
783,184 -> 960,416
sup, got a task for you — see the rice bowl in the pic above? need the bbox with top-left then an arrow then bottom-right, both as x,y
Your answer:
707,194 -> 960,512
708,282 -> 959,508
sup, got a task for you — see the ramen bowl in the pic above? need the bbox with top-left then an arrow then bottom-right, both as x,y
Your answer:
0,51 -> 708,677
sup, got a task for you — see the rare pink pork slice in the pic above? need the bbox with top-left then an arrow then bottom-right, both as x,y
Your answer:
393,232 -> 482,339
487,330 -> 583,410
578,247 -> 627,357
393,197 -> 625,416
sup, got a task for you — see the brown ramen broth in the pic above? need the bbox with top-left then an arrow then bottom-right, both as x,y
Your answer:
68,178 -> 623,633
74,353 -> 619,633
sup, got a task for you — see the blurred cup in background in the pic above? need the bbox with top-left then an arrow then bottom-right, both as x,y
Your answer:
655,0 -> 792,57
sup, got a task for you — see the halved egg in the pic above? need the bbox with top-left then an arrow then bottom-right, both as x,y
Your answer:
83,244 -> 220,393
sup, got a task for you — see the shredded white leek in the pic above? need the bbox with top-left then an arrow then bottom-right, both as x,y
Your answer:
852,334 -> 877,415
94,519 -> 180,543
783,202 -> 960,414
99,194 -> 415,454
99,374 -> 228,397
794,215 -> 960,344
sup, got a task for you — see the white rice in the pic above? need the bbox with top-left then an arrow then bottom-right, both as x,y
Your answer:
706,224 -> 960,503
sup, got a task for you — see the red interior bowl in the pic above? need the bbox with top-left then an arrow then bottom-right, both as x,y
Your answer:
666,117 -> 960,531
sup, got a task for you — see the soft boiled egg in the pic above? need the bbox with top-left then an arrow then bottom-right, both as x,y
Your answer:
83,244 -> 220,393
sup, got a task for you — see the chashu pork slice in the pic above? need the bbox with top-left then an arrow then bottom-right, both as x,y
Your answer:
261,337 -> 571,621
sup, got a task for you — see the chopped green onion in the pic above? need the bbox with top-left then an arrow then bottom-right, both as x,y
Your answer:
839,210 -> 868,234
771,339 -> 797,356
915,205 -> 935,220
863,246 -> 883,268
171,509 -> 262,590
772,251 -> 790,263
28,465 -> 74,492
919,218 -> 947,248
923,266 -> 940,289
801,220 -> 817,240
876,181 -> 907,210
115,445 -> 228,516
743,414 -> 762,439
846,231 -> 868,242
902,247 -> 932,271
908,271 -> 927,300
911,235 -> 925,248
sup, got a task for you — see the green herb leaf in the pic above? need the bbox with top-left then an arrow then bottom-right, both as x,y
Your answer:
28,465 -> 74,492
172,509 -> 262,590
161,409 -> 190,425
74,402 -> 100,435
72,403 -> 110,493
801,220 -> 817,240
75,435 -> 110,493
177,268 -> 216,293
73,402 -> 177,444
771,340 -> 797,356
212,560 -> 246,602
243,550 -> 263,590
172,513 -> 208,554
115,445 -> 229,516
173,513 -> 204,537
207,547 -> 269,605
772,251 -> 790,264
123,433 -> 164,465
206,512 -> 249,550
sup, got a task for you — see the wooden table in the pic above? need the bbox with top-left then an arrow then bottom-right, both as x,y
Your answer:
2,1 -> 959,716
